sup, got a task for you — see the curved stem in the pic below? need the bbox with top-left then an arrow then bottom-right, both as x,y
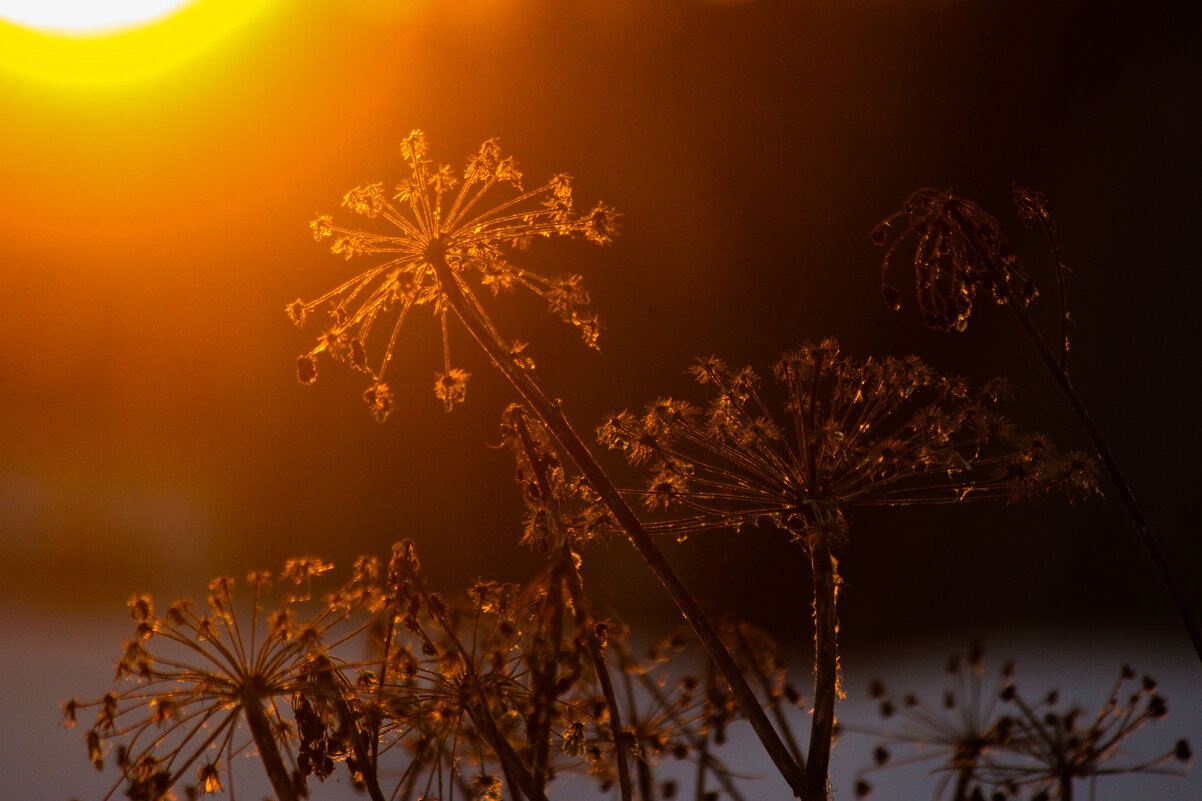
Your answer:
428,252 -> 811,799
805,539 -> 838,801
998,282 -> 1202,666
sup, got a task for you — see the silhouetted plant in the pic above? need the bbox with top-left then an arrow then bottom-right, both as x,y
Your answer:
848,641 -> 1018,801
71,539 -> 779,801
872,186 -> 1202,665
599,340 -> 1095,801
872,188 -> 1035,334
850,644 -> 1192,801
63,558 -> 374,801
67,132 -> 1194,801
289,129 -> 615,417
291,132 -> 810,798
989,665 -> 1192,801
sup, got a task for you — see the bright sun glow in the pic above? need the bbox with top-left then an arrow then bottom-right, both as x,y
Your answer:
0,0 -> 275,85
0,0 -> 196,35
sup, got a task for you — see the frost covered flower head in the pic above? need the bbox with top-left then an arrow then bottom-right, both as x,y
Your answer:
64,559 -> 373,801
872,188 -> 1035,333
289,130 -> 618,419
599,340 -> 1095,547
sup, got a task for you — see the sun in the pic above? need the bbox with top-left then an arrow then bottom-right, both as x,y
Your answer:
0,0 -> 196,36
0,0 -> 275,85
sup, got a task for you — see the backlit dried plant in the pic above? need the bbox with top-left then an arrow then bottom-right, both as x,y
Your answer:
291,133 -> 809,798
852,645 -> 1192,801
872,185 -> 1202,666
357,545 -> 543,801
599,339 -> 1095,542
63,559 -> 374,801
850,642 -> 1018,801
289,129 -> 617,418
871,187 -> 1034,334
982,665 -> 1192,800
599,339 -> 1096,799
628,619 -> 808,801
499,403 -> 616,554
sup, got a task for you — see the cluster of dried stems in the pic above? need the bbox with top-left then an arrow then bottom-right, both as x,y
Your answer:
848,642 -> 1191,801
67,134 -> 1192,801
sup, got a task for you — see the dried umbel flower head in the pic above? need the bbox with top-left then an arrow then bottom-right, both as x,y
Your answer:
853,650 -> 1192,801
290,130 -> 618,419
361,542 -> 633,801
64,559 -> 374,801
852,641 -> 1018,800
981,665 -> 1193,798
598,339 -> 1095,548
872,188 -> 1035,333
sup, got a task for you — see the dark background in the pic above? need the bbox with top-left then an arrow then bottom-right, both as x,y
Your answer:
1,0 -> 1198,796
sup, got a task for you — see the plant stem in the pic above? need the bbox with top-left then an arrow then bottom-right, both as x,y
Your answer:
562,552 -> 635,801
732,622 -> 807,771
1058,771 -> 1073,801
528,555 -> 568,798
323,670 -> 388,801
996,279 -> 1202,666
951,767 -> 971,801
241,689 -> 299,801
633,663 -> 751,801
429,251 -> 811,799
805,539 -> 838,801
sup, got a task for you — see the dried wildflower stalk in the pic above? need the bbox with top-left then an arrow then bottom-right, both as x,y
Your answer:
872,186 -> 1202,666
63,558 -> 373,801
292,131 -> 809,798
71,538 -> 774,801
290,130 -> 613,418
849,641 -> 1019,801
499,403 -> 635,801
600,340 -> 1095,800
851,643 -> 1192,801
991,665 -> 1191,800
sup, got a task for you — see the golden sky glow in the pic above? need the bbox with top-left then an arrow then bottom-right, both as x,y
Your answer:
0,0 -> 197,35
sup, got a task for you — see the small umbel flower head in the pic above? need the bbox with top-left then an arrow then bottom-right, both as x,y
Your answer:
598,340 -> 1095,548
980,665 -> 1193,799
851,641 -> 1018,800
289,130 -> 618,419
64,559 -> 375,801
871,188 -> 1035,332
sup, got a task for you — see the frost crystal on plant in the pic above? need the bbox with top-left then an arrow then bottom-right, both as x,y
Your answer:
872,188 -> 1035,333
289,130 -> 617,419
599,339 -> 1095,546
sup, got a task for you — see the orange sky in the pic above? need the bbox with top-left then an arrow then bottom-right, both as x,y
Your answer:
0,0 -> 1198,642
